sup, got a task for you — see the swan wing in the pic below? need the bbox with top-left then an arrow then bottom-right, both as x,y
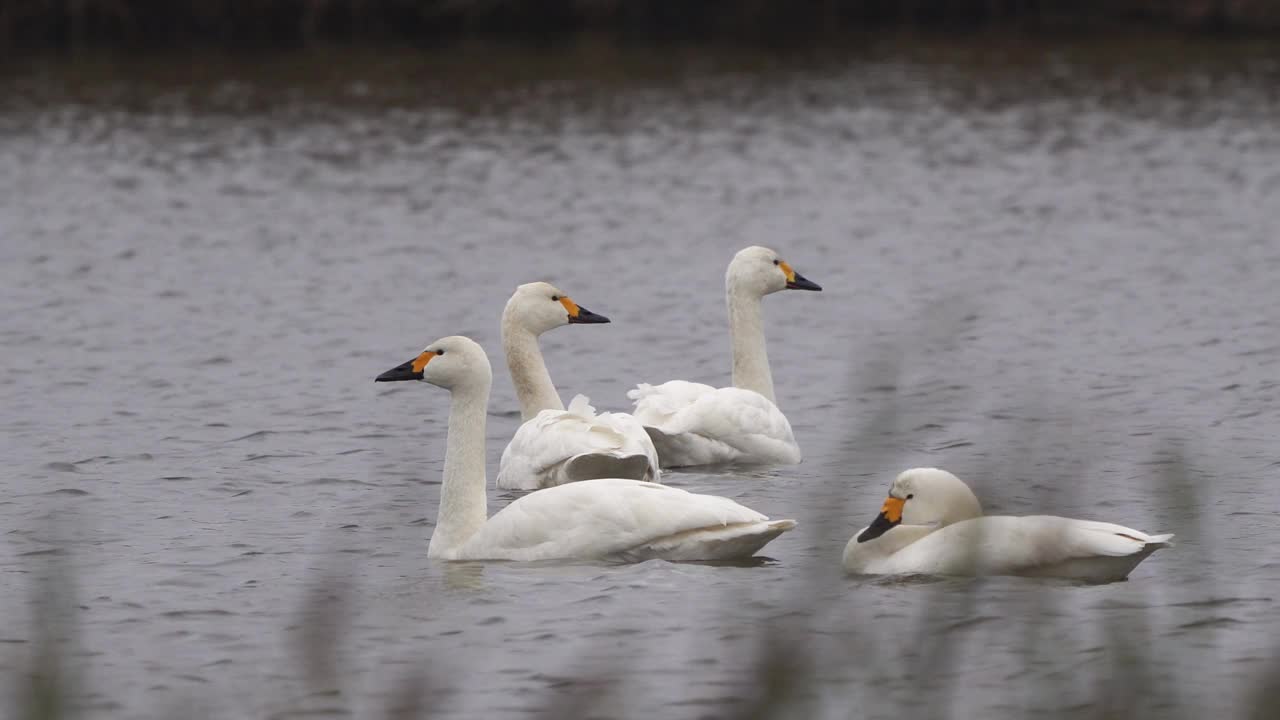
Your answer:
629,382 -> 798,466
457,478 -> 791,561
879,516 -> 1172,580
497,396 -> 660,490
628,380 -> 718,426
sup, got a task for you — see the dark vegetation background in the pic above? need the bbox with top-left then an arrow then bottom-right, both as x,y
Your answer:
3,0 -> 1280,52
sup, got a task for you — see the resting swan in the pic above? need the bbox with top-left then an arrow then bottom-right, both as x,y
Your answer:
495,282 -> 659,490
843,468 -> 1173,583
375,336 -> 796,561
628,246 -> 821,468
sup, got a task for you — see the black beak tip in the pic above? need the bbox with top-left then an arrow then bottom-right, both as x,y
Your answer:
570,307 -> 611,324
376,360 -> 423,383
856,512 -> 897,543
787,274 -> 822,292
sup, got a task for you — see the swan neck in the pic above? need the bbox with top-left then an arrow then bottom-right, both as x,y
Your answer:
727,288 -> 775,403
843,525 -> 934,573
430,381 -> 490,558
502,319 -> 563,422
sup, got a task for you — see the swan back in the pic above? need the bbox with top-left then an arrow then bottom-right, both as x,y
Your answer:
454,478 -> 792,562
873,516 -> 1172,582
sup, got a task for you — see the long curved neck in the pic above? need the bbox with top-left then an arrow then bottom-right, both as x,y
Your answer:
726,287 -> 775,403
502,316 -> 563,422
843,524 -> 934,573
428,381 -> 490,558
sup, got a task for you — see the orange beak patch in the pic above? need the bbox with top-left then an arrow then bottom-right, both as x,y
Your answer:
880,496 -> 905,523
778,261 -> 797,283
411,351 -> 436,373
558,296 -> 581,318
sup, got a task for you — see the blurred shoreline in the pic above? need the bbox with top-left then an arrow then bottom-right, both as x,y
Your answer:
2,29 -> 1277,113
3,0 -> 1280,54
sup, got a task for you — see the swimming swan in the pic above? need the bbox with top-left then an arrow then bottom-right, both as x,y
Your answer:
375,336 -> 796,562
628,246 -> 821,468
843,468 -> 1173,583
496,282 -> 659,490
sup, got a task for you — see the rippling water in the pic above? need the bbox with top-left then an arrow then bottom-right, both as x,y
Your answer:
2,38 -> 1279,718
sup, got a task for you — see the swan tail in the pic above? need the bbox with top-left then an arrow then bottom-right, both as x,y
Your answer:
1019,524 -> 1174,583
1066,521 -> 1175,558
1023,539 -> 1172,583
615,519 -> 797,562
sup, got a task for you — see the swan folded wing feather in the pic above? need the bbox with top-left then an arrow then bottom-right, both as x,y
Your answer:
497,395 -> 660,489
1044,518 -> 1173,557
459,479 -> 768,561
643,426 -> 742,467
629,381 -> 718,426
880,516 -> 1171,576
683,388 -> 795,443
633,384 -> 798,465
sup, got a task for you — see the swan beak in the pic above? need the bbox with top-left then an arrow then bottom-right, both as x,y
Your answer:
780,261 -> 822,291
856,496 -> 904,543
375,350 -> 435,382
561,296 -> 611,324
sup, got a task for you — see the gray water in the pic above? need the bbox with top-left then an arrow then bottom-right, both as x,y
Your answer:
1,40 -> 1279,719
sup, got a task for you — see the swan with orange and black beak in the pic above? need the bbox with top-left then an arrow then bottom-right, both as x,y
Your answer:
493,281 -> 660,490
844,468 -> 1173,582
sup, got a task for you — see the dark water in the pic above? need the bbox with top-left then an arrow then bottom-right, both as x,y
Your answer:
2,39 -> 1279,718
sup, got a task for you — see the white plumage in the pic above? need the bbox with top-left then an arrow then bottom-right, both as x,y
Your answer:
450,478 -> 795,562
843,468 -> 1172,583
375,336 -> 795,563
498,394 -> 661,490
630,381 -> 799,466
497,282 -> 659,489
628,247 -> 821,468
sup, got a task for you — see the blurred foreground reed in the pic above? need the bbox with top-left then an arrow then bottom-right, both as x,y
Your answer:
13,316 -> 1280,719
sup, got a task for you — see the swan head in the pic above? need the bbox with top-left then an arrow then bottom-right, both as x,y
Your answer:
503,281 -> 610,335
726,246 -> 822,298
855,468 -> 983,543
375,335 -> 492,391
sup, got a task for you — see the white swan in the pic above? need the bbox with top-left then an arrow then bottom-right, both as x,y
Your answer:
375,336 -> 796,562
842,468 -> 1173,583
495,282 -> 660,490
628,246 -> 821,467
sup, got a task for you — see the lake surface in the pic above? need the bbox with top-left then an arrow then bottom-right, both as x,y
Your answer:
1,37 -> 1278,719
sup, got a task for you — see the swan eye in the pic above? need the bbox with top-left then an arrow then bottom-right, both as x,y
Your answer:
435,349 -> 445,356
773,259 -> 780,265
906,493 -> 914,500
551,295 -> 560,301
